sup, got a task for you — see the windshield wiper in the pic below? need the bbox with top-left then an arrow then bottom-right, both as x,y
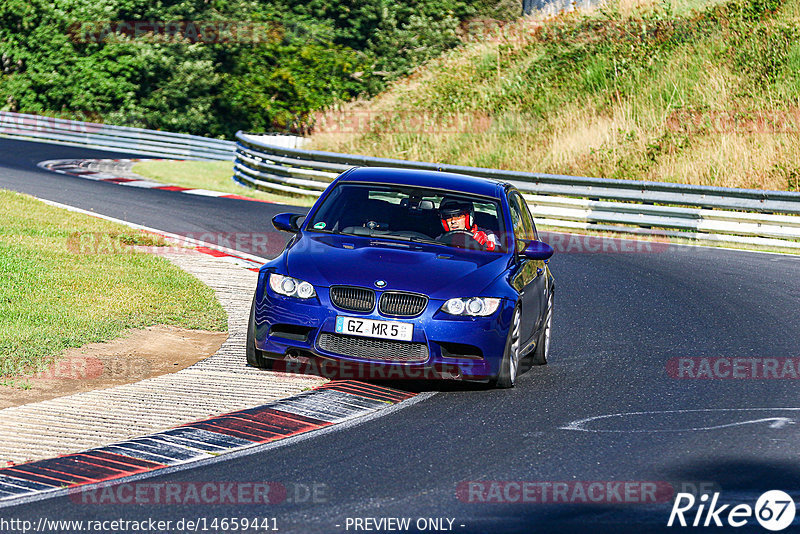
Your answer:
407,236 -> 441,246
370,233 -> 413,242
308,228 -> 340,235
376,234 -> 441,246
338,228 -> 440,246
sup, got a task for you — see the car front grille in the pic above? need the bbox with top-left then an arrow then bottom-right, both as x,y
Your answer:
329,286 -> 375,312
317,333 -> 429,363
378,291 -> 428,317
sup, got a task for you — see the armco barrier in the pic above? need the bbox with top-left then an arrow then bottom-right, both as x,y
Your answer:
8,109 -> 800,250
233,131 -> 800,249
0,111 -> 236,160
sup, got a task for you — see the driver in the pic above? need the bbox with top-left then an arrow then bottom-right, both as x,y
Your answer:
439,199 -> 499,251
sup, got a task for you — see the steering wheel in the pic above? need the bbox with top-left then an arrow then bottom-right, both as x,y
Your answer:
435,229 -> 473,243
364,220 -> 386,230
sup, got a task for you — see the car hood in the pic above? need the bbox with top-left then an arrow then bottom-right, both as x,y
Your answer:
284,234 -> 510,299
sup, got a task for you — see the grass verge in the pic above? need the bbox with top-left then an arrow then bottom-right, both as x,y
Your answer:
132,160 -> 318,207
0,189 -> 227,385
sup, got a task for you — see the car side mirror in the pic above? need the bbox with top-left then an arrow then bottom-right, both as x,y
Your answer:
521,240 -> 554,261
272,213 -> 304,234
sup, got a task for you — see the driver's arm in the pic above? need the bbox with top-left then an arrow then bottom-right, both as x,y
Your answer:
472,228 -> 498,251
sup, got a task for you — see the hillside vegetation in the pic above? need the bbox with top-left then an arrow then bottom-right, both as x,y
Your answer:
311,0 -> 800,190
0,0 -> 517,138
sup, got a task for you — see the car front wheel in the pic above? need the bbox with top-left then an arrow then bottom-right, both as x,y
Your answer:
494,304 -> 522,388
531,292 -> 553,366
246,295 -> 273,369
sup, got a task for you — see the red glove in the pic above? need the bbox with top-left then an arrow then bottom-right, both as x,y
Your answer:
472,229 -> 496,251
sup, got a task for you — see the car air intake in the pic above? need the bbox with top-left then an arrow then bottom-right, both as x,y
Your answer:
269,324 -> 314,342
329,286 -> 375,312
318,333 -> 429,363
437,341 -> 484,360
379,291 -> 428,317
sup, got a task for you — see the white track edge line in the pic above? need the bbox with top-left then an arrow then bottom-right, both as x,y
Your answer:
35,197 -> 269,264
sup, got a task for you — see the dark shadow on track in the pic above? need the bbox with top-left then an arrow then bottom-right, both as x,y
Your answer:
447,459 -> 800,534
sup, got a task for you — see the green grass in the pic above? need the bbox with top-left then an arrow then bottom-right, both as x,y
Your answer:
0,190 -> 227,382
132,160 -> 317,207
311,0 -> 800,191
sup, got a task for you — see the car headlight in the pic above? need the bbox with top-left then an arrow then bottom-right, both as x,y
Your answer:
268,273 -> 316,299
440,297 -> 501,316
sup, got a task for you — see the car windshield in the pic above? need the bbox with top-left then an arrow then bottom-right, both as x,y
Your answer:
306,183 -> 506,253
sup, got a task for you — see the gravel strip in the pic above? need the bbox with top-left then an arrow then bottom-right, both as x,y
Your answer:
0,249 -> 326,465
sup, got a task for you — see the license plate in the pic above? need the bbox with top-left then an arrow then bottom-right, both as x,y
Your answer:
335,316 -> 413,341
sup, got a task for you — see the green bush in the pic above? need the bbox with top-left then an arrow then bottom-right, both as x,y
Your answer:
0,0 -> 515,137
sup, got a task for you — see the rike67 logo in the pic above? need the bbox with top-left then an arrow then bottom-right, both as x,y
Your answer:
668,490 -> 796,531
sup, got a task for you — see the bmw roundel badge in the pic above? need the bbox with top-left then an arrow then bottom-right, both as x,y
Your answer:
374,280 -> 387,288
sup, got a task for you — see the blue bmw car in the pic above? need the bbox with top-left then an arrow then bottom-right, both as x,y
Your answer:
246,167 -> 555,388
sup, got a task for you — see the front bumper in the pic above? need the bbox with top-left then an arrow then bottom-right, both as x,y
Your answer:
253,274 -> 513,381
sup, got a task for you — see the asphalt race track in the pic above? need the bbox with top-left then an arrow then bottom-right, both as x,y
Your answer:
2,138 -> 800,533
0,138 -> 294,253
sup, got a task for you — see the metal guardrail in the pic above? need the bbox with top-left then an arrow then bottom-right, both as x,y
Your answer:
0,111 -> 236,160
234,131 -> 800,249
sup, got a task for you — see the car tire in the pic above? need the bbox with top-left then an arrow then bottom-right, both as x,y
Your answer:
531,292 -> 553,366
246,295 -> 273,369
494,304 -> 522,389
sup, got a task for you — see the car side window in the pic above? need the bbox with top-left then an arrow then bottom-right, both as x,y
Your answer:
507,193 -> 528,253
512,191 -> 538,241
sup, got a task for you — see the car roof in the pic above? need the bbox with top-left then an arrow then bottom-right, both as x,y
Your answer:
338,167 -> 507,199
